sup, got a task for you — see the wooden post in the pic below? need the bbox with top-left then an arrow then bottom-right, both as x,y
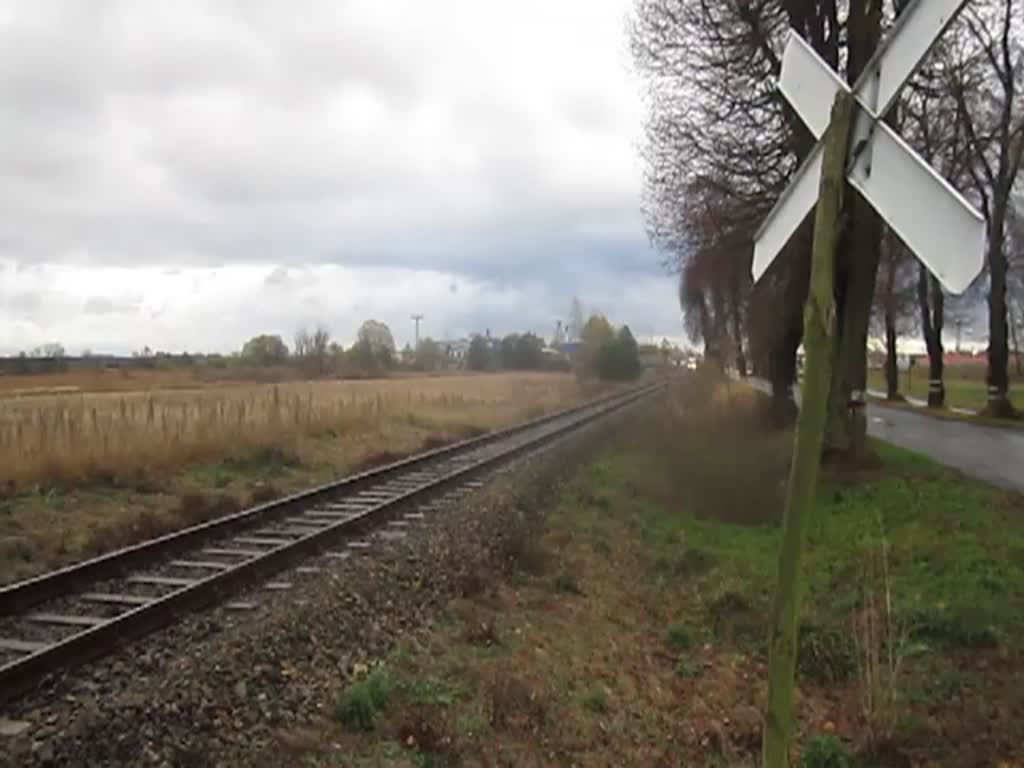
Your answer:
762,90 -> 854,768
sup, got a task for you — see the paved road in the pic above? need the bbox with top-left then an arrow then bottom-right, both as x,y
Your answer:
867,404 -> 1024,491
746,378 -> 1024,492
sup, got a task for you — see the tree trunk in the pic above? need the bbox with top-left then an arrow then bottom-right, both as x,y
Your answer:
985,200 -> 1017,418
732,296 -> 748,377
763,91 -> 853,768
729,254 -> 749,377
918,266 -> 945,408
828,191 -> 881,456
825,0 -> 882,458
1011,298 -> 1022,376
769,230 -> 813,427
884,311 -> 899,400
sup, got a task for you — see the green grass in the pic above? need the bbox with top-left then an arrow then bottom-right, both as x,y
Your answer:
570,433 -> 1024,653
283,373 -> 1024,767
334,667 -> 399,732
867,364 -> 1021,412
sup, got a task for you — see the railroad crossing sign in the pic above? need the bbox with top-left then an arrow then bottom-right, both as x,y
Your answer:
752,0 -> 985,295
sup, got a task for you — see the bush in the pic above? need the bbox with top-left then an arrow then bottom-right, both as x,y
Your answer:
553,568 -> 582,594
798,624 -> 856,684
800,734 -> 853,768
665,622 -> 693,651
334,667 -> 397,732
576,316 -> 642,381
909,605 -> 1000,649
582,689 -> 609,714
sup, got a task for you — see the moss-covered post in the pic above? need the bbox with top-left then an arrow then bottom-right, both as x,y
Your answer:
762,90 -> 854,768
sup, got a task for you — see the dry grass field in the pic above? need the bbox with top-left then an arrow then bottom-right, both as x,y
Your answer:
0,366 -> 205,396
1,373 -> 586,492
0,372 -> 602,585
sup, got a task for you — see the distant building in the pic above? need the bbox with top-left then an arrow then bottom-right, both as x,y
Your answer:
437,339 -> 470,364
558,341 -> 582,361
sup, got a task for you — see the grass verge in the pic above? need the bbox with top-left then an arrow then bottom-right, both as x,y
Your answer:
274,370 -> 1024,768
867,365 -> 1021,420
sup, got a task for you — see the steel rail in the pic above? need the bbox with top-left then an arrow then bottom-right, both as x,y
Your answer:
0,384 -> 649,617
0,383 -> 659,705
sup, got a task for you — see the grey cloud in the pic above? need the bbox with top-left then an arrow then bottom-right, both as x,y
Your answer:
6,292 -> 43,317
263,266 -> 290,285
0,1 -> 673,352
82,295 -> 141,315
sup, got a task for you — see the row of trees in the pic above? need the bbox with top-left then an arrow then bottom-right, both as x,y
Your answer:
465,332 -> 549,371
241,320 -> 399,377
633,0 -> 1023,426
577,316 -> 643,381
632,2 -> 1022,762
240,323 -> 565,377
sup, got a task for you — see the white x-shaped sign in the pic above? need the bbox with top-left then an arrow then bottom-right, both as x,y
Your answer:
752,0 -> 986,295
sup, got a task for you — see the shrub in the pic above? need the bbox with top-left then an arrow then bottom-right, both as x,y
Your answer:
334,667 -> 397,732
553,568 -> 582,594
665,622 -> 693,652
800,734 -> 853,768
582,689 -> 609,714
798,624 -> 856,684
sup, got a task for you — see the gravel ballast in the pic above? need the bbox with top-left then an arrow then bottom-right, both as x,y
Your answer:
0,414 -> 623,767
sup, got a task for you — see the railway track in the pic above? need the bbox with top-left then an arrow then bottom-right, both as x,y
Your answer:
0,383 -> 659,706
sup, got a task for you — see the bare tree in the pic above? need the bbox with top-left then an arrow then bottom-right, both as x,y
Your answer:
631,0 -> 889,441
873,232 -> 919,400
898,27 -> 982,408
293,325 -> 331,375
948,0 -> 1024,416
1008,192 -> 1024,373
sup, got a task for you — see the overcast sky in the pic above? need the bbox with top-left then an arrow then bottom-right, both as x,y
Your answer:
0,0 -> 681,355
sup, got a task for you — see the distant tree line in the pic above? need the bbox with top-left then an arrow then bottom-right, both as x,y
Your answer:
3,315 -> 649,382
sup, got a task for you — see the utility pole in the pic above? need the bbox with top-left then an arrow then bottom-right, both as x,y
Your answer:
411,315 -> 424,348
952,315 -> 970,353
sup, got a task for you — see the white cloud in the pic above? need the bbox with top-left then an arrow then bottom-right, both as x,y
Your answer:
0,259 -> 680,354
0,0 -> 677,351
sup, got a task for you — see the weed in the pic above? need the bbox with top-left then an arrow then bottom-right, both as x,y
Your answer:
908,605 -> 1000,649
247,483 -> 280,506
485,673 -> 546,732
928,666 -> 982,701
172,492 -> 241,527
678,546 -> 718,576
665,622 -> 693,652
396,704 -> 456,759
675,658 -> 703,679
461,619 -> 500,648
800,734 -> 853,768
852,520 -> 908,750
552,568 -> 582,595
705,590 -> 764,649
581,688 -> 609,714
498,512 -> 547,576
797,624 -> 856,684
653,547 -> 718,579
334,667 -> 397,732
454,712 -> 489,737
404,677 -> 463,708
